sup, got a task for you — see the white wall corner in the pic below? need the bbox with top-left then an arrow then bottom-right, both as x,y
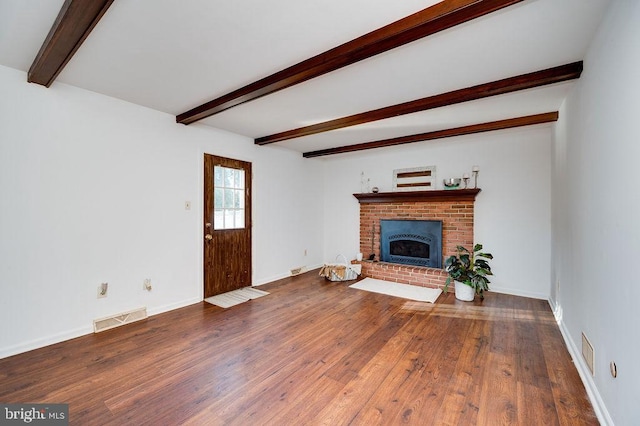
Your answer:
548,298 -> 562,324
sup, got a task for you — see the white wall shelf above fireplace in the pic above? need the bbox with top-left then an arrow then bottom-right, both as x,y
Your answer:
353,188 -> 481,204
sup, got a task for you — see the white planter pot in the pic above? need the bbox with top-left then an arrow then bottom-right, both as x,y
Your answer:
454,281 -> 475,301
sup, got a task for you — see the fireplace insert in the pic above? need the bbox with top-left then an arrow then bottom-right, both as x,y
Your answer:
380,219 -> 443,268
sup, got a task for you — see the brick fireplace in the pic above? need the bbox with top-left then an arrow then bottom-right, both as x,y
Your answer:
354,189 -> 480,291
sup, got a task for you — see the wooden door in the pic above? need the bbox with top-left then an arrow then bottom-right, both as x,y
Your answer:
203,154 -> 252,298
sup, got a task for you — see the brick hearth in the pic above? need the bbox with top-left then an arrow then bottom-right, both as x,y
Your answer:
354,189 -> 480,291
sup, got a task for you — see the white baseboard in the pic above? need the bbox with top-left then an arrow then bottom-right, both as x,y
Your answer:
489,285 -> 548,300
0,325 -> 92,360
556,312 -> 614,426
253,272 -> 290,287
253,264 -> 323,287
146,297 -> 202,316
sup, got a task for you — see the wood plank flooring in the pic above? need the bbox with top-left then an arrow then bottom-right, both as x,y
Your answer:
0,271 -> 598,425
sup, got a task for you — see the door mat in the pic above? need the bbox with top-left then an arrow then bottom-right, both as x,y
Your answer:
349,278 -> 442,303
204,287 -> 270,308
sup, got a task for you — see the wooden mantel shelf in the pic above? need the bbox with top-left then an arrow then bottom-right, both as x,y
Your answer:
353,188 -> 481,203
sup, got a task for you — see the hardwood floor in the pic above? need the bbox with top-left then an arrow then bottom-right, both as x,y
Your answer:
0,271 -> 598,425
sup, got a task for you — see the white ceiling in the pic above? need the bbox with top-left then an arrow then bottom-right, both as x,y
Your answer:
0,0 -> 612,156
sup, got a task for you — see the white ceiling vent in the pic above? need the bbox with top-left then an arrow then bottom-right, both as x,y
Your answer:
93,307 -> 147,333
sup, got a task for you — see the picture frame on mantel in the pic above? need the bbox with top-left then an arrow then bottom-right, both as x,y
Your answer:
393,166 -> 436,191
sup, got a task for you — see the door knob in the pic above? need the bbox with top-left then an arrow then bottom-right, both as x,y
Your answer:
205,234 -> 213,240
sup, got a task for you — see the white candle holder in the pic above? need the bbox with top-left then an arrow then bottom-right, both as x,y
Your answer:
472,166 -> 479,189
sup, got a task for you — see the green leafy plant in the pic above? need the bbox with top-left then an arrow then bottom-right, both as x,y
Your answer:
444,244 -> 494,299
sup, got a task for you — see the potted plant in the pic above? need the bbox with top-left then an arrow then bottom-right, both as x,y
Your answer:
443,244 -> 493,301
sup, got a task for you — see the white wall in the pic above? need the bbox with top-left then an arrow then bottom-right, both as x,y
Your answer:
321,125 -> 552,299
0,65 -> 323,358
552,1 -> 640,424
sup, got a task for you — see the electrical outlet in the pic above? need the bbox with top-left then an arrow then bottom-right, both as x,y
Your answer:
143,279 -> 152,291
97,282 -> 108,298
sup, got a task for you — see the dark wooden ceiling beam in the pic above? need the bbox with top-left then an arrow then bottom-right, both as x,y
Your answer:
176,0 -> 525,125
302,112 -> 559,158
28,0 -> 114,87
257,62 -> 582,145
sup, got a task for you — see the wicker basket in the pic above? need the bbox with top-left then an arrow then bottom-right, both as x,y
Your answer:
319,254 -> 362,281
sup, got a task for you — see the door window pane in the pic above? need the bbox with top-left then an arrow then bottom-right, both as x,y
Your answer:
214,166 -> 246,230
214,210 -> 224,229
224,168 -> 234,187
235,210 -> 244,228
224,189 -> 233,209
235,169 -> 244,189
224,210 -> 235,228
214,188 -> 223,209
214,167 -> 223,187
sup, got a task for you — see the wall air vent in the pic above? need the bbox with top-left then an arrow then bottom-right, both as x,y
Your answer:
581,332 -> 595,376
93,307 -> 147,333
290,267 -> 304,276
